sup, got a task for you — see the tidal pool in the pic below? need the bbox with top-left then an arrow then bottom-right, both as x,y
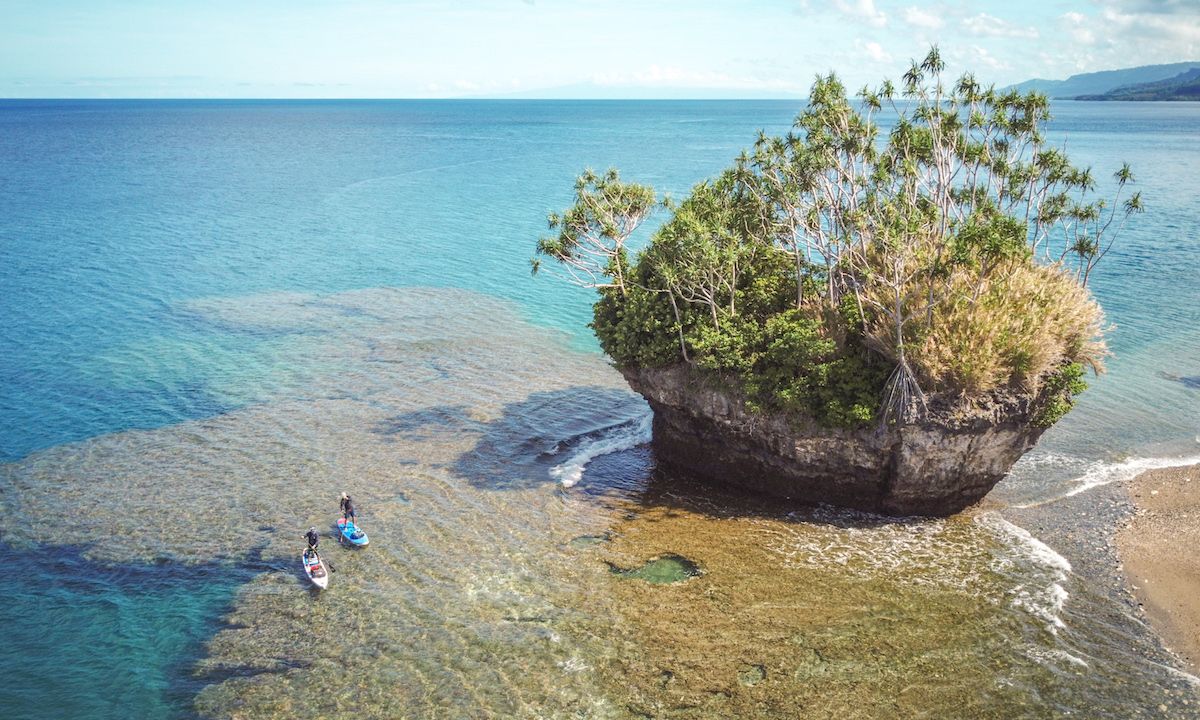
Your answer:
609,554 -> 702,584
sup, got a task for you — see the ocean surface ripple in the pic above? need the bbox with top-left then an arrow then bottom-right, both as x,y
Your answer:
1,99 -> 1198,718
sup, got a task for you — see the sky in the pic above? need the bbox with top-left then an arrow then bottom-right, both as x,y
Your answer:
1,0 -> 1198,98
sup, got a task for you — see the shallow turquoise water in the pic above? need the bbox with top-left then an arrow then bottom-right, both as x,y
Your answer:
2,100 -> 1197,464
0,99 -> 1198,717
0,99 -> 790,462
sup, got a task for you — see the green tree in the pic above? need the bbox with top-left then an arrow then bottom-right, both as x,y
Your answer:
533,48 -> 1139,430
531,168 -> 657,296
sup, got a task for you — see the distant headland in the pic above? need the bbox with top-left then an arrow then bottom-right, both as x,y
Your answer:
1007,61 -> 1200,101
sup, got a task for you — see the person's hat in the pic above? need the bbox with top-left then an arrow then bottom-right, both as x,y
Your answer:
340,492 -> 349,499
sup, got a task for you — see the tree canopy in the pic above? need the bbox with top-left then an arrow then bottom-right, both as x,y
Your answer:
533,48 -> 1141,429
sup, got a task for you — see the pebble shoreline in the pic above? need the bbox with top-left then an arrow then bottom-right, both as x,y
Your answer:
1004,463 -> 1200,716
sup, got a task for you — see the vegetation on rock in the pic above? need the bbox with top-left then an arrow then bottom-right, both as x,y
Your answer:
534,49 -> 1142,429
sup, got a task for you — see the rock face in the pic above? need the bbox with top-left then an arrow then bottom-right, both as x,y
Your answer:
622,364 -> 1052,516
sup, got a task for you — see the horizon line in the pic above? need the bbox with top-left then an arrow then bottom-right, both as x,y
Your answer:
0,96 -> 811,102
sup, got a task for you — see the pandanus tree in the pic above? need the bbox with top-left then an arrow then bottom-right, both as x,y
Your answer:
530,168 -> 656,296
533,48 -> 1142,428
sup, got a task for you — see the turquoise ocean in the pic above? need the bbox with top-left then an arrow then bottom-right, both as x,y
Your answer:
0,99 -> 1198,718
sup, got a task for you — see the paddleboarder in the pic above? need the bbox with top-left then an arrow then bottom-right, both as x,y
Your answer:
339,492 -> 357,525
337,492 -> 368,546
302,527 -> 330,589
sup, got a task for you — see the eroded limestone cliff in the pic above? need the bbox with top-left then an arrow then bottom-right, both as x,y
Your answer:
623,364 -> 1053,516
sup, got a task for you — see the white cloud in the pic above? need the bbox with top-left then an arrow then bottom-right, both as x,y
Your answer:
961,13 -> 1039,39
1095,1 -> 1200,49
1108,0 -> 1197,13
968,46 -> 1009,71
957,0 -> 1200,86
1060,12 -> 1096,45
834,0 -> 887,28
903,6 -> 945,30
1056,3 -> 1200,66
857,40 -> 892,63
634,65 -> 692,84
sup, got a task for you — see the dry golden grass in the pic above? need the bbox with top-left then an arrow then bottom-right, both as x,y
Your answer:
862,257 -> 1107,398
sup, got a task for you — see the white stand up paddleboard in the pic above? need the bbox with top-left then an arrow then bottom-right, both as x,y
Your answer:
303,550 -> 329,589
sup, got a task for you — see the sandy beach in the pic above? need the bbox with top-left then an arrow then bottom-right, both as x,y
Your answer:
1118,463 -> 1200,672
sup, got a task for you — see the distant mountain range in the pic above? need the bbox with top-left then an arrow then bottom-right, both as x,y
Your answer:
1075,67 -> 1200,101
1008,62 -> 1200,100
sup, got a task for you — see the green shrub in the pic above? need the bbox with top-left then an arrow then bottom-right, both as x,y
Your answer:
1032,362 -> 1088,427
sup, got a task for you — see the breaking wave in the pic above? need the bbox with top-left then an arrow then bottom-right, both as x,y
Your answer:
549,411 -> 654,488
1063,454 -> 1200,498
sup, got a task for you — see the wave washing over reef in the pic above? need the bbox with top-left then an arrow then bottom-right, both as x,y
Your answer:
2,287 -> 1195,718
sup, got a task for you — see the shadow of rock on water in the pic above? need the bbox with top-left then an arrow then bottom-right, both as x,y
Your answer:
371,404 -> 484,440
630,462 -> 934,531
372,377 -> 921,529
373,386 -> 649,491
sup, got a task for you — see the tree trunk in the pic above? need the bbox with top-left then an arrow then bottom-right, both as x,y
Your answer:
667,291 -> 690,362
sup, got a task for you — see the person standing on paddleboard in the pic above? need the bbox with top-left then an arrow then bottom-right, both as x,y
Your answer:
304,526 -> 320,558
340,492 -> 357,524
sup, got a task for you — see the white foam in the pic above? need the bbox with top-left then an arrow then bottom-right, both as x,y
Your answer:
756,510 -> 997,592
984,515 -> 1072,574
1057,650 -> 1090,669
557,656 -> 589,673
980,514 -> 1073,634
1011,450 -> 1200,509
1159,661 -> 1200,687
550,412 -> 653,488
1064,454 -> 1200,498
1012,452 -> 1085,472
1025,646 -> 1091,669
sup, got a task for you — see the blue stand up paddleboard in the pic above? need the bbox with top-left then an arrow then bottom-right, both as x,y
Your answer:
337,518 -> 369,546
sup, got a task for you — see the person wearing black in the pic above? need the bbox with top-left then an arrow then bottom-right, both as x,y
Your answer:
339,492 -> 356,524
304,526 -> 320,561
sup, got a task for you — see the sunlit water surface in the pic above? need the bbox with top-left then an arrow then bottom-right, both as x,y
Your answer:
0,100 -> 1198,718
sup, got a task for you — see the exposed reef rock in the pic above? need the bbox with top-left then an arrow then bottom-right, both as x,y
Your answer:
622,364 -> 1054,516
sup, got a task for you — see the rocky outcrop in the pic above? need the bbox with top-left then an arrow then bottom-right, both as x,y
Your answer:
622,364 -> 1053,516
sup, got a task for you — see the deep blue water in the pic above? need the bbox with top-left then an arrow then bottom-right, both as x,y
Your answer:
0,545 -> 248,719
1,99 -> 1198,718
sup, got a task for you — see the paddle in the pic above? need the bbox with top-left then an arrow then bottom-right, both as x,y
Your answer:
315,533 -> 336,573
